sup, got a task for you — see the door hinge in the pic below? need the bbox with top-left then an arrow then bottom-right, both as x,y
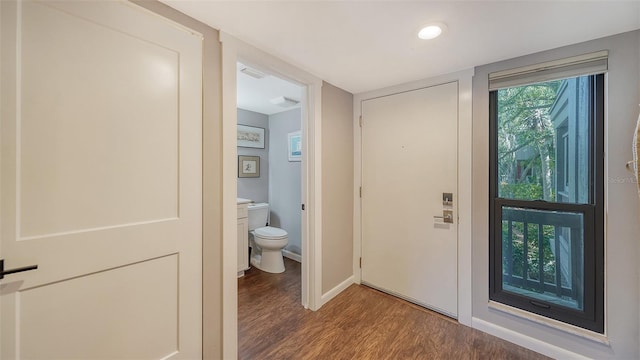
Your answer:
301,204 -> 305,211
359,257 -> 362,268
359,186 -> 362,198
359,115 -> 363,127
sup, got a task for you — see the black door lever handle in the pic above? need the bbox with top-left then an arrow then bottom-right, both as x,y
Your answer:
0,259 -> 38,279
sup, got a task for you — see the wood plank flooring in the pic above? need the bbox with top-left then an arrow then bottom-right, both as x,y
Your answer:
238,258 -> 549,360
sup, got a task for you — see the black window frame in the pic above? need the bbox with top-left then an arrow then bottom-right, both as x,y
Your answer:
489,74 -> 604,333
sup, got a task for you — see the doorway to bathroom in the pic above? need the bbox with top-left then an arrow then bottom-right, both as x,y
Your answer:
220,31 -> 324,359
236,61 -> 304,273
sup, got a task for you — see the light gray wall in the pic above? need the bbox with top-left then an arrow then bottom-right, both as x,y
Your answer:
237,109 -> 269,203
472,30 -> 640,358
321,82 -> 354,294
268,109 -> 302,255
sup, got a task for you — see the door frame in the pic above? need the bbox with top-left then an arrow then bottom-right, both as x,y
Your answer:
353,69 -> 474,326
219,32 -> 323,359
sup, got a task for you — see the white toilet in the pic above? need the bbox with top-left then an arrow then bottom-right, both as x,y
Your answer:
248,203 -> 288,273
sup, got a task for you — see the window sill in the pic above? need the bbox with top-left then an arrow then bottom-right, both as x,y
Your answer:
488,301 -> 610,346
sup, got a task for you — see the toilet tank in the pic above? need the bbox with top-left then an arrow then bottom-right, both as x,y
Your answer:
247,203 -> 269,231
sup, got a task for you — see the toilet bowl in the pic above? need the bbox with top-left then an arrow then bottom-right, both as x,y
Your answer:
248,203 -> 289,273
250,226 -> 288,273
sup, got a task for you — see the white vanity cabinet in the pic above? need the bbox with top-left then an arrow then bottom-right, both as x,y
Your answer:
237,199 -> 250,276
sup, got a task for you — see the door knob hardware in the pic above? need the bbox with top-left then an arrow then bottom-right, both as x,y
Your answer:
433,210 -> 454,224
0,259 -> 38,279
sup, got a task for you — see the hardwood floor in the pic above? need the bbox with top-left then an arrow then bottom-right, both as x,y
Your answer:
238,258 -> 549,360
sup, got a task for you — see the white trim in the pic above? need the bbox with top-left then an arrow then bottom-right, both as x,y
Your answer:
321,276 -> 355,306
308,80 -> 323,312
488,301 -> 610,345
220,32 -> 239,360
472,317 -> 592,360
352,89 -> 361,286
352,69 -> 474,327
456,71 -> 474,327
283,249 -> 301,263
219,31 -> 323,360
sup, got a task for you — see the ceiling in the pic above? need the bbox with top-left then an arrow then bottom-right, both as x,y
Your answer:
162,1 -> 640,94
237,62 -> 304,115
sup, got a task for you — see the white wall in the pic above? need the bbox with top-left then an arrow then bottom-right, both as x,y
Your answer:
237,109 -> 269,202
268,108 -> 302,255
471,30 -> 640,358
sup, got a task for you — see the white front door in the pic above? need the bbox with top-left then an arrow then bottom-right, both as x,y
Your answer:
361,82 -> 458,317
0,1 -> 202,358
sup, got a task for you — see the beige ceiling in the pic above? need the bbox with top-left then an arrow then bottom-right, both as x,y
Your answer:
161,1 -> 640,94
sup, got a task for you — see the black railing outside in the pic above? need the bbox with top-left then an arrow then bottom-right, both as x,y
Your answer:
501,207 -> 584,309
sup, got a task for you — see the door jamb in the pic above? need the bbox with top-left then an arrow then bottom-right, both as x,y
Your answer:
219,32 -> 323,360
352,69 -> 474,326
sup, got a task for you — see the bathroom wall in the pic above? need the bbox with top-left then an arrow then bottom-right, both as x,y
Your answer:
237,109 -> 269,202
268,108 -> 302,255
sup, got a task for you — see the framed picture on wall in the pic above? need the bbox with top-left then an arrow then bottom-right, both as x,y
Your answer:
237,125 -> 265,149
288,131 -> 301,162
238,155 -> 260,178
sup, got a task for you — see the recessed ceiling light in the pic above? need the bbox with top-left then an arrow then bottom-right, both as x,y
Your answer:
418,23 -> 446,40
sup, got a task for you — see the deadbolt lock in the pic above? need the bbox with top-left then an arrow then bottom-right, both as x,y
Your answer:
443,193 -> 453,206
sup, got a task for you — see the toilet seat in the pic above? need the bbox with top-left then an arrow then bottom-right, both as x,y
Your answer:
254,226 -> 288,240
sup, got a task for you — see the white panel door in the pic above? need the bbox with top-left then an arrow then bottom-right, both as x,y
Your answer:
361,82 -> 458,317
1,1 -> 202,358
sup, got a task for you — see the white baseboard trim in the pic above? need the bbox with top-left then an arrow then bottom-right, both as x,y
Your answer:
282,250 -> 302,263
320,275 -> 354,306
471,317 -> 591,359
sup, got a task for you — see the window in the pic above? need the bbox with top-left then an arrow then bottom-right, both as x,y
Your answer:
489,55 -> 605,333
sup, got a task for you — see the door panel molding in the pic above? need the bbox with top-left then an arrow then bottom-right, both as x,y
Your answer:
17,255 -> 179,359
18,2 -> 181,237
